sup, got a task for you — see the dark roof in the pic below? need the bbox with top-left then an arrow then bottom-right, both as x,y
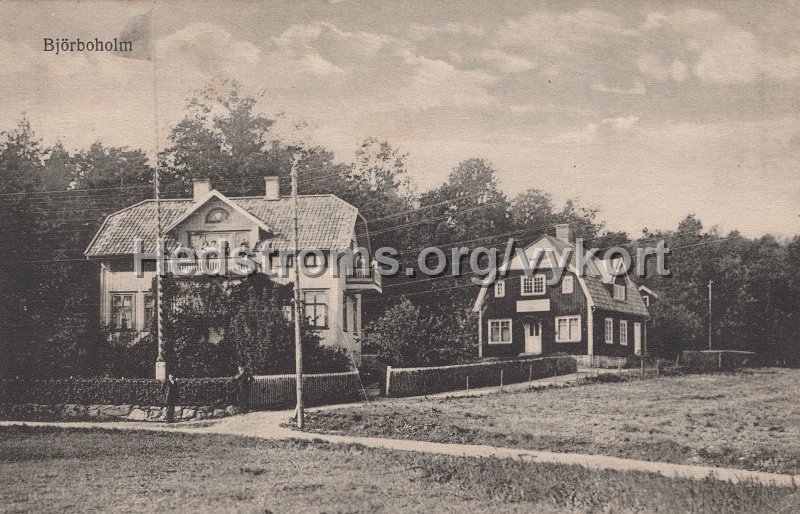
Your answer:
474,234 -> 650,316
85,194 -> 359,257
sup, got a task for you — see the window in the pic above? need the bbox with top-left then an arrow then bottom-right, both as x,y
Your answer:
494,280 -> 505,298
488,319 -> 512,344
562,275 -> 574,294
521,274 -> 546,296
642,295 -> 650,307
205,208 -> 229,224
304,252 -> 322,268
633,322 -> 642,348
111,293 -> 135,330
303,290 -> 328,328
352,298 -> 359,335
555,315 -> 581,342
614,283 -> 626,301
605,318 -> 614,344
144,292 -> 155,332
342,297 -> 348,332
620,320 -> 628,346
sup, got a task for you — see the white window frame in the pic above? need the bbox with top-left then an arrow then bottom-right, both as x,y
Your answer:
488,319 -> 513,344
303,290 -> 329,329
110,292 -> 136,331
555,315 -> 581,343
562,275 -> 574,294
494,280 -> 505,298
614,283 -> 626,301
633,322 -> 642,347
521,273 -> 546,296
605,317 -> 614,344
619,320 -> 628,346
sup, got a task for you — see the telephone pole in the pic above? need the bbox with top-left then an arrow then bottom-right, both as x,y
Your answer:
291,153 -> 305,428
707,279 -> 713,350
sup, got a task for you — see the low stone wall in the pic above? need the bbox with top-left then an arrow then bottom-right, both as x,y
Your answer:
0,403 -> 241,422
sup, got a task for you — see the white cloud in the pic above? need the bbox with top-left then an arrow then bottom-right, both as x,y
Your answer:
641,9 -> 800,84
497,9 -> 637,52
637,54 -> 688,82
591,80 -> 646,95
602,115 -> 640,131
477,48 -> 536,73
409,22 -> 486,40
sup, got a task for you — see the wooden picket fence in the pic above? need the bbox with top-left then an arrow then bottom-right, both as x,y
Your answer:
248,371 -> 362,409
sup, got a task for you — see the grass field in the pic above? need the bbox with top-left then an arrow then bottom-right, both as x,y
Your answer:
1,426 -> 797,513
301,368 -> 800,475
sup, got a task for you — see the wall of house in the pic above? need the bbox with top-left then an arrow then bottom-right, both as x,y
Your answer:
99,257 -> 362,359
592,310 -> 646,357
173,197 -> 262,249
480,269 -> 587,358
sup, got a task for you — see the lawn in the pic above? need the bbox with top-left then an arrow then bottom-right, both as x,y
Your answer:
1,426 -> 797,513
301,368 -> 800,475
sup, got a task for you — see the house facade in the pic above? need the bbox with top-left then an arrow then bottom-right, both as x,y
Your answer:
84,178 -> 381,362
473,224 -> 649,359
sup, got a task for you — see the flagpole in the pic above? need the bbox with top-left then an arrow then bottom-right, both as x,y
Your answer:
150,9 -> 166,380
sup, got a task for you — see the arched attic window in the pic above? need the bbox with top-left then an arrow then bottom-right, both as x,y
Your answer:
206,208 -> 229,224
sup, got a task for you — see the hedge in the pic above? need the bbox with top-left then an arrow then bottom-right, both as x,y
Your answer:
248,371 -> 362,408
385,356 -> 577,397
0,378 -> 239,408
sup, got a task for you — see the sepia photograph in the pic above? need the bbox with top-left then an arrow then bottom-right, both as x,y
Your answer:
1,0 -> 799,512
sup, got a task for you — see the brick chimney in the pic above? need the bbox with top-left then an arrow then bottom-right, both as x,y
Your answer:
555,223 -> 573,242
192,178 -> 211,201
264,176 -> 280,200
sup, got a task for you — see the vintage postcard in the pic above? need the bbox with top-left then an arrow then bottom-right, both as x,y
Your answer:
1,1 -> 799,512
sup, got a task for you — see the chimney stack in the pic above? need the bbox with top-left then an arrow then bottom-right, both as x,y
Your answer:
265,176 -> 280,200
192,178 -> 211,201
555,223 -> 573,242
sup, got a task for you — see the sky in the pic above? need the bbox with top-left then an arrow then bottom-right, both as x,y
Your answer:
1,0 -> 798,238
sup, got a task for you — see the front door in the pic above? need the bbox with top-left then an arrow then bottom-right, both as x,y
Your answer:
633,322 -> 642,355
524,321 -> 542,354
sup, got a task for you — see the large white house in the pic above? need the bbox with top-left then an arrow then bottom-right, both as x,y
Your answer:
84,177 -> 381,361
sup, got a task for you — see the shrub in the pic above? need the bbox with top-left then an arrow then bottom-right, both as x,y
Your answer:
0,377 -> 239,407
386,356 -> 576,397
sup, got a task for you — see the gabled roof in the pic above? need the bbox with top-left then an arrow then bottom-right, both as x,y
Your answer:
85,194 -> 359,257
473,234 -> 650,317
163,190 -> 272,234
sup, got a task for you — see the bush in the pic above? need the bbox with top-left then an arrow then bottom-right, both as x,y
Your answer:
0,377 -> 238,407
386,356 -> 576,397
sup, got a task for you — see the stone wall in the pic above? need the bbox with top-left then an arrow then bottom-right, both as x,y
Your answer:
0,403 -> 241,422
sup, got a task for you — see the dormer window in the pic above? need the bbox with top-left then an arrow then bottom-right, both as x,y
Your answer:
614,283 -> 626,301
206,208 -> 229,224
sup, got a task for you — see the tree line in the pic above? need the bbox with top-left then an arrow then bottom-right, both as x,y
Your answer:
1,81 -> 798,377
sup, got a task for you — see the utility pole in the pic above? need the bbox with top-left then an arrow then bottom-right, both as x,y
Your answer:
152,11 -> 165,381
291,153 -> 304,428
708,279 -> 713,350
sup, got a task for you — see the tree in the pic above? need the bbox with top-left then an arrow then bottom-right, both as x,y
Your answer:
159,80 -> 277,197
363,298 -> 476,367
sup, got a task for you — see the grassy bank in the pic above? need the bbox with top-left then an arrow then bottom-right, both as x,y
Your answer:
1,426 -> 797,512
300,368 -> 800,475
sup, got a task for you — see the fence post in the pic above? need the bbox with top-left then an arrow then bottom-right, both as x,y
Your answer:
718,352 -> 722,370
640,357 -> 644,378
617,360 -> 622,376
385,366 -> 392,398
500,369 -> 504,392
528,365 -> 532,390
466,375 -> 469,392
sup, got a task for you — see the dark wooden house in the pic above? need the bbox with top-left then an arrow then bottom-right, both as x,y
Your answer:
473,224 -> 650,359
